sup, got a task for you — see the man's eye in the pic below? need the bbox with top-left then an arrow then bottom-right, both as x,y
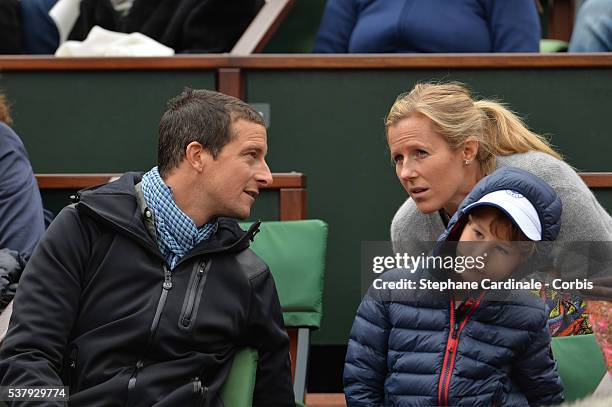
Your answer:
415,150 -> 428,158
474,229 -> 484,239
393,154 -> 403,164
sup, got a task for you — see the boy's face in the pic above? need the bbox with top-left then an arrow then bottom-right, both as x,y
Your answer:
456,208 -> 526,283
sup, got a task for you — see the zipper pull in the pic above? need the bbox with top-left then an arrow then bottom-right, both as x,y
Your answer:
69,346 -> 78,369
452,322 -> 459,339
163,266 -> 173,290
193,377 -> 202,392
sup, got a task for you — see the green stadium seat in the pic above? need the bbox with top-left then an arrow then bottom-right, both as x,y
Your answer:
540,39 -> 569,53
219,348 -> 259,407
241,219 -> 328,404
551,333 -> 607,401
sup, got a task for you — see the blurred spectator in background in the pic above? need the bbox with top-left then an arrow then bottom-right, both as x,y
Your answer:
0,94 -> 46,259
20,0 -> 60,54
569,0 -> 612,52
0,0 -> 22,53
17,0 -> 264,54
314,0 -> 541,53
0,93 -> 46,319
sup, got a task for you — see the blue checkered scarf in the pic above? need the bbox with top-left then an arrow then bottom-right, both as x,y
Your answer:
141,167 -> 217,269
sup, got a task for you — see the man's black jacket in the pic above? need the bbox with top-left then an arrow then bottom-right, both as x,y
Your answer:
0,172 -> 294,406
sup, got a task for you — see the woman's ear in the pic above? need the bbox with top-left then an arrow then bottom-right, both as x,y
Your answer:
462,136 -> 479,162
184,141 -> 209,173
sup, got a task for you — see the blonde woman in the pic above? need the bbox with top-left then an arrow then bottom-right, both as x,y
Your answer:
388,82 -> 612,334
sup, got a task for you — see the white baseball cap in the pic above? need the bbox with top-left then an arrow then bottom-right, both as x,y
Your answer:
463,189 -> 542,241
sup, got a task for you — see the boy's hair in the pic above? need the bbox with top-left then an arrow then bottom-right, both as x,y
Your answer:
468,206 -> 537,257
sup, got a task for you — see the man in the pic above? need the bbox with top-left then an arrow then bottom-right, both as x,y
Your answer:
0,89 -> 295,406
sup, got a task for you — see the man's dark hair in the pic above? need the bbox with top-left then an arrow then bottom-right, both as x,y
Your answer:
158,88 -> 265,177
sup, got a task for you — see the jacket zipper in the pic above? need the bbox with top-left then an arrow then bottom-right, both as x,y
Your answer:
180,260 -> 211,328
437,292 -> 486,406
125,266 -> 173,406
67,345 -> 78,391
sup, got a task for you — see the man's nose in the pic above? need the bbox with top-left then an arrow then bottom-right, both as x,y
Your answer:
256,160 -> 273,186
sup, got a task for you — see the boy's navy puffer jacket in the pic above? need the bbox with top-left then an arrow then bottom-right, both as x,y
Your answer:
344,167 -> 564,406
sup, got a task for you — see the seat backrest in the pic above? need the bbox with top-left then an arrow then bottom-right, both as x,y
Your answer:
240,219 -> 328,403
219,348 -> 259,407
241,219 -> 328,328
551,333 -> 607,401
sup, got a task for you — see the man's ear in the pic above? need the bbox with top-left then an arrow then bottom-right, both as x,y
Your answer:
462,136 -> 479,162
184,141 -> 211,173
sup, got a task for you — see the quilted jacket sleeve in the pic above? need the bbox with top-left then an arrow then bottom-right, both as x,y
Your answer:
343,287 -> 390,406
513,317 -> 565,406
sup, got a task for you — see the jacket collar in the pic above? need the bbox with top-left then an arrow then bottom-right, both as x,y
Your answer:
439,166 -> 562,243
431,167 -> 562,282
74,172 -> 258,261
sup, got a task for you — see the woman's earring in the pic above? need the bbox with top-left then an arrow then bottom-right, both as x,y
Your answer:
464,160 -> 470,166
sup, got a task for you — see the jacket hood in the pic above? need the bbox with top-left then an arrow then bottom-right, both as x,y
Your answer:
439,166 -> 562,243
430,167 -> 562,284
429,167 -> 562,293
74,172 -> 257,260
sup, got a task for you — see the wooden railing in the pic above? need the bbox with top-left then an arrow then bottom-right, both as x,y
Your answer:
2,54 -> 611,100
34,171 -> 612,220
35,172 -> 307,220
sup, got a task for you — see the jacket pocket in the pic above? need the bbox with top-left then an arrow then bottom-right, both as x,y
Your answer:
179,260 -> 211,330
152,377 -> 209,406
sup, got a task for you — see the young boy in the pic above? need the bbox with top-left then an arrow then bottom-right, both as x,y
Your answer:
344,167 -> 565,406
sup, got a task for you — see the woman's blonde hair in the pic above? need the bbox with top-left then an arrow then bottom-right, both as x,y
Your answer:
385,82 -> 562,175
0,93 -> 13,126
